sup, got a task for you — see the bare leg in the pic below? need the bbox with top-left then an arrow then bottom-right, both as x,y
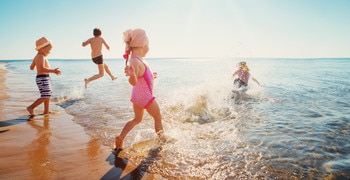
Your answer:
85,64 -> 104,89
146,100 -> 165,141
27,98 -> 46,116
43,98 -> 50,114
104,63 -> 117,80
115,104 -> 144,149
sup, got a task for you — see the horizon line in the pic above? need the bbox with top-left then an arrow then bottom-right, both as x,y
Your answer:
1,57 -> 350,61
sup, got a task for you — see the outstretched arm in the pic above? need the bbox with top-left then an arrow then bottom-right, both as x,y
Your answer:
82,38 -> 90,47
252,77 -> 261,86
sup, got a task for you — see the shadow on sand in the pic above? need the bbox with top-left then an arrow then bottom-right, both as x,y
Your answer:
0,115 -> 32,133
101,147 -> 162,180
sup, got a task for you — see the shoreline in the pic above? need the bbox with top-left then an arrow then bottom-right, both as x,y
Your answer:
0,63 -> 158,179
0,65 -> 9,120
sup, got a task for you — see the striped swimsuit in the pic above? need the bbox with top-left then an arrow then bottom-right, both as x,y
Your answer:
36,74 -> 52,98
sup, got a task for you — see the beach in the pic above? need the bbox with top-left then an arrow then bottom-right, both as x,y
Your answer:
0,67 -> 9,120
0,63 -> 159,179
0,58 -> 349,179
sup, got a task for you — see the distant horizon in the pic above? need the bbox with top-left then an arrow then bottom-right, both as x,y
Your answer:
1,57 -> 350,62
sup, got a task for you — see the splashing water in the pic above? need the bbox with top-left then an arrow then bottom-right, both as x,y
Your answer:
4,58 -> 350,179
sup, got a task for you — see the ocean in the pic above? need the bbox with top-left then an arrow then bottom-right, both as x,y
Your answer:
2,58 -> 350,179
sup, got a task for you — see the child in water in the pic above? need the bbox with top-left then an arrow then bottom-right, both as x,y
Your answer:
114,28 -> 165,150
82,28 -> 117,89
232,61 -> 260,89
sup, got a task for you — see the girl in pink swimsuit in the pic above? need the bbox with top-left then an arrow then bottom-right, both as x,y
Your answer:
115,29 -> 165,151
232,61 -> 261,89
130,57 -> 155,108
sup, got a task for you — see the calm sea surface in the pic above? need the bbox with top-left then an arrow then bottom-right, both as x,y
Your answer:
2,58 -> 350,179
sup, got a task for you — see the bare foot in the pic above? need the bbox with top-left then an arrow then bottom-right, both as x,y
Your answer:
111,76 -> 117,80
157,132 -> 167,143
43,111 -> 55,115
115,136 -> 124,150
84,78 -> 89,89
157,131 -> 168,143
27,107 -> 36,116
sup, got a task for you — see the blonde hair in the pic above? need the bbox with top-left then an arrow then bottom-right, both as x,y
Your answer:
239,61 -> 249,72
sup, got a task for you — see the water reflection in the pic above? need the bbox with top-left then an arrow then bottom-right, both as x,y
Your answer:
87,138 -> 100,158
27,115 -> 54,179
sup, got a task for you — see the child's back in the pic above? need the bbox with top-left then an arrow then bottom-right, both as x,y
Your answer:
87,37 -> 105,58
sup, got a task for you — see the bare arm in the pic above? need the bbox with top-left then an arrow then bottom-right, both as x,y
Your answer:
124,58 -> 145,86
232,70 -> 238,77
102,38 -> 110,50
124,59 -> 137,86
252,77 -> 261,86
30,59 -> 36,70
35,55 -> 61,75
82,38 -> 90,47
125,66 -> 137,86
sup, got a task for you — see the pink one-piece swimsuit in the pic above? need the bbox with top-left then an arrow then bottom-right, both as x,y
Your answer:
130,57 -> 155,108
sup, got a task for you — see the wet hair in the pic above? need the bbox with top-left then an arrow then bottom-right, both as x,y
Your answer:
240,61 -> 246,66
93,28 -> 102,37
239,61 -> 250,72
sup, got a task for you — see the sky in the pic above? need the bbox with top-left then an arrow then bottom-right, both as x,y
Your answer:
0,0 -> 349,59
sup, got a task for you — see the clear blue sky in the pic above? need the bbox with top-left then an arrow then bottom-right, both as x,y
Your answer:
0,0 -> 349,59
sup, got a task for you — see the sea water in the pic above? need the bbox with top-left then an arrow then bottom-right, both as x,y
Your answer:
2,58 -> 350,179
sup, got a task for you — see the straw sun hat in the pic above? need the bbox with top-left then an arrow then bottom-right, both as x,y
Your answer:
35,37 -> 52,50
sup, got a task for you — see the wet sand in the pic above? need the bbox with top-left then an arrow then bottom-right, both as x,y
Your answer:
0,64 -> 159,179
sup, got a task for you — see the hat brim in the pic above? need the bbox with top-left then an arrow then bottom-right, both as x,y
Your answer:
35,41 -> 51,50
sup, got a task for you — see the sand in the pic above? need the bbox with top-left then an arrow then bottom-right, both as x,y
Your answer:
0,63 -> 160,179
